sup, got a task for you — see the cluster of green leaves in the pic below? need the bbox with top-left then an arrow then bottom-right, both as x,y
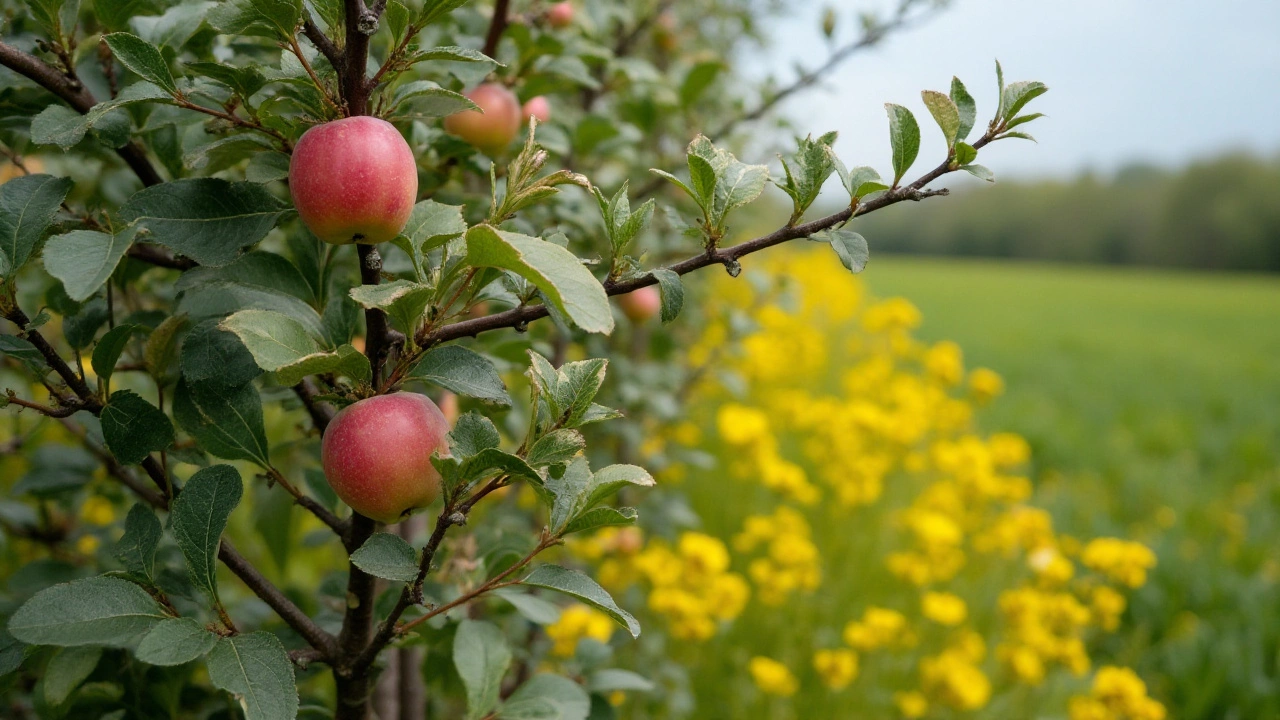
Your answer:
7,466 -> 301,719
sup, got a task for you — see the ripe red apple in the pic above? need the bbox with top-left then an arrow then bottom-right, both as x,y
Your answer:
522,96 -> 551,124
443,83 -> 522,156
618,286 -> 661,323
321,393 -> 450,523
546,2 -> 574,28
289,116 -> 417,245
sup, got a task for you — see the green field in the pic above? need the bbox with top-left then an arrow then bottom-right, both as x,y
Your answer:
866,257 -> 1280,717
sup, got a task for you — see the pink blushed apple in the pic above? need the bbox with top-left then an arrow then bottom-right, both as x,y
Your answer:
443,83 -> 523,156
618,285 -> 661,323
321,393 -> 450,523
522,96 -> 552,124
289,116 -> 418,245
546,2 -> 574,28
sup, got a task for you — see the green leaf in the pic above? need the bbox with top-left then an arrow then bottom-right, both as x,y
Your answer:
97,0 -> 157,32
418,0 -> 473,25
885,103 -> 920,186
29,0 -> 76,39
816,228 -> 869,273
274,344 -> 370,387
131,2 -> 218,49
29,82 -> 169,150
351,533 -> 420,583
8,576 -> 165,647
833,162 -> 884,201
963,164 -> 996,182
1001,80 -> 1048,121
454,620 -> 511,720
650,269 -> 683,324
407,46 -> 499,66
564,506 -> 637,535
103,33 -> 178,96
179,251 -> 315,305
585,464 -> 654,509
187,62 -> 268,101
206,632 -> 299,720
558,358 -> 608,427
500,674 -> 591,720
954,142 -> 978,167
0,174 -> 74,277
144,314 -> 186,380
391,81 -> 479,118
1001,131 -> 1037,143
245,152 -> 291,183
527,429 -> 585,467
91,323 -> 143,385
170,464 -> 243,603
120,179 -> 291,267
1005,112 -> 1046,130
921,90 -> 960,148
547,456 -> 592,532
0,335 -> 47,374
401,199 -> 467,255
181,319 -> 262,389
520,565 -> 639,637
587,669 -> 655,694
113,503 -> 162,584
207,0 -> 302,39
44,645 -> 102,706
448,412 -> 501,458
647,170 -> 697,205
219,309 -> 324,373
995,59 -> 1006,118
136,618 -> 217,666
385,0 -> 410,41
688,135 -> 769,227
348,280 -> 433,336
466,225 -> 613,334
494,589 -> 561,625
101,390 -> 175,465
679,61 -> 724,108
0,631 -> 27,677
410,345 -> 512,406
173,379 -> 270,466
43,227 -> 137,302
776,133 -> 837,219
178,280 -> 325,338
950,76 -> 977,141
63,299 -> 110,350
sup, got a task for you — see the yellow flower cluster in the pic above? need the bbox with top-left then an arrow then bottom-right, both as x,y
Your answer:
574,529 -> 749,641
812,648 -> 858,690
545,604 -> 615,657
748,656 -> 799,697
843,607 -> 915,651
1069,666 -> 1167,720
581,249 -> 1163,715
919,632 -> 991,711
733,507 -> 821,605
717,404 -> 820,504
1081,538 -> 1158,588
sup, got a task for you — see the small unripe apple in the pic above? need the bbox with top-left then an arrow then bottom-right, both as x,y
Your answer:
522,96 -> 552,124
443,83 -> 522,156
618,286 -> 661,323
289,116 -> 418,245
321,393 -> 450,523
546,2 -> 574,28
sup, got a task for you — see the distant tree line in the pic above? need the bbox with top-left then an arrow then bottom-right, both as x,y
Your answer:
850,153 -> 1280,272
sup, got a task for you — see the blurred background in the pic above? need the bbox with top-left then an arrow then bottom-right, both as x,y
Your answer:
693,0 -> 1280,716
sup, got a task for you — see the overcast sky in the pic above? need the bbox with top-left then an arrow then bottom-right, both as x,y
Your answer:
757,0 -> 1280,180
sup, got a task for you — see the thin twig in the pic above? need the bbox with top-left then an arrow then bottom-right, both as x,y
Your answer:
410,134 -> 984,350
482,0 -> 512,58
0,41 -> 163,186
288,35 -> 341,112
268,466 -> 349,535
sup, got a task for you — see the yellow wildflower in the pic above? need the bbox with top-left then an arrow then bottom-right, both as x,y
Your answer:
748,656 -> 798,696
545,605 -> 614,657
812,649 -> 858,690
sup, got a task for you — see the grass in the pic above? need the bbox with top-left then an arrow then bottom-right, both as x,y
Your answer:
864,257 -> 1280,718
